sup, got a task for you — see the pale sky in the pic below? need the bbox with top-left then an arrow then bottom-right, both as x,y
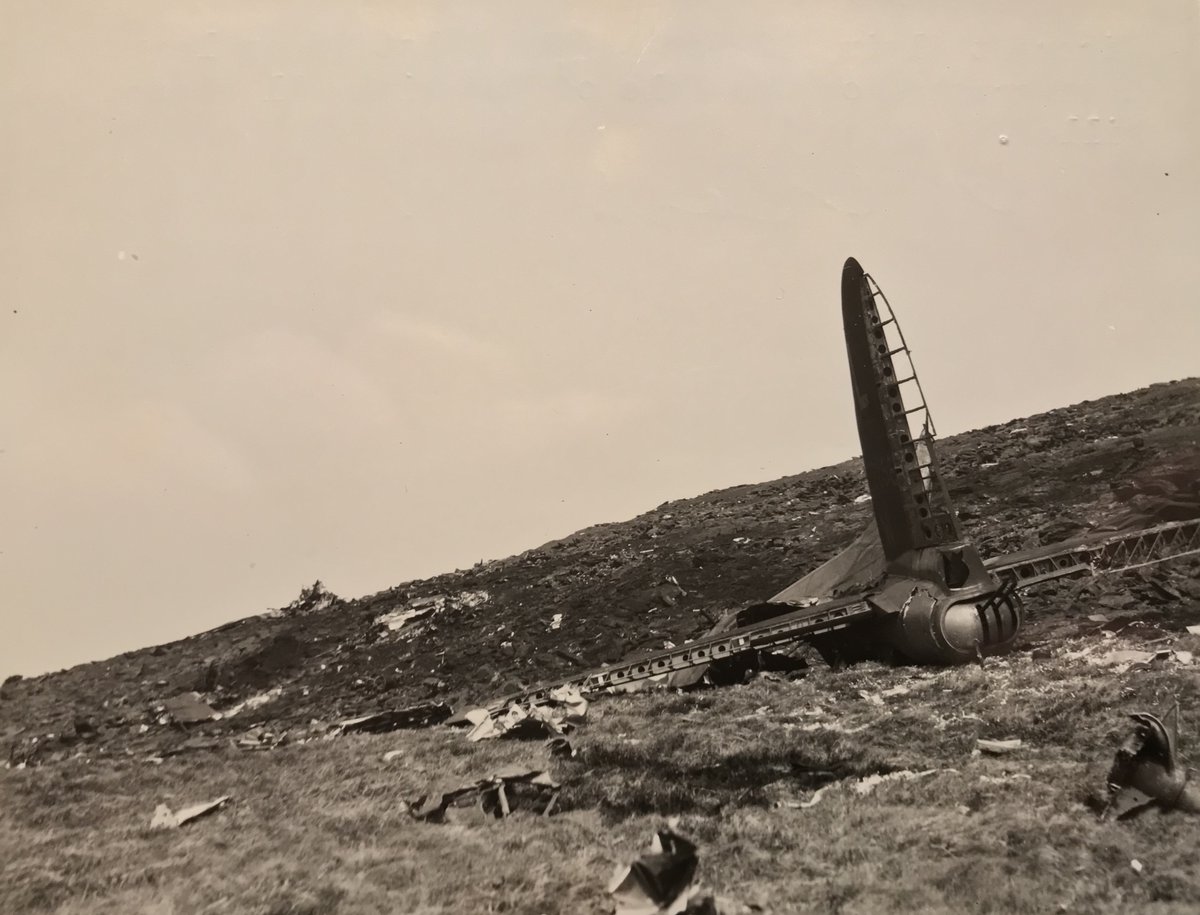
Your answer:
3,1 -> 1198,677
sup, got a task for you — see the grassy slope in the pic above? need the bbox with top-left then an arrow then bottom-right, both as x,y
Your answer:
3,379 -> 1200,914
5,634 -> 1200,914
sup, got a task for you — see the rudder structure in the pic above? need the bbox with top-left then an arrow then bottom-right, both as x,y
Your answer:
842,257 -> 961,562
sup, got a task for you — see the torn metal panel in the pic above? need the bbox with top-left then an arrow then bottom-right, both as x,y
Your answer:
608,828 -> 700,915
464,686 -> 587,741
1105,705 -> 1200,820
410,770 -> 559,824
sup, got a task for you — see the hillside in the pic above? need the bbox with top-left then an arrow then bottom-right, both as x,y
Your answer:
3,378 -> 1200,915
3,379 -> 1199,765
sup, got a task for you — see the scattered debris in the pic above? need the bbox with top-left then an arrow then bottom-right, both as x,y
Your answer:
462,686 -> 587,742
377,595 -> 448,632
161,693 -> 219,724
1105,704 -> 1200,820
410,768 -> 558,823
609,826 -> 700,915
976,738 -> 1023,756
850,769 -> 941,796
150,796 -> 231,829
222,686 -> 283,719
1188,625 -> 1200,636
545,736 -> 576,759
978,773 -> 1032,784
382,749 -> 404,762
1131,859 -> 1144,875
337,702 -> 453,734
550,613 -> 564,631
283,580 -> 340,615
1068,646 -> 1188,670
785,769 -> 945,808
234,727 -> 287,751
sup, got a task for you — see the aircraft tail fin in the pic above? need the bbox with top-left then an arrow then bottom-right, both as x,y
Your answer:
842,258 -> 961,561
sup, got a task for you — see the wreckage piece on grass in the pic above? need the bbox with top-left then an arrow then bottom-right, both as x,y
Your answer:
410,769 -> 559,824
463,685 -> 587,737
234,727 -> 288,751
160,692 -> 219,724
337,702 -> 453,734
976,738 -> 1023,756
1105,704 -> 1200,820
609,827 -> 701,915
482,259 -> 1200,713
546,735 -> 576,759
150,795 -> 231,830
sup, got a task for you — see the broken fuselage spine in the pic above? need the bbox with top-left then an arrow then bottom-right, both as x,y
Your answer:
486,597 -> 878,713
987,517 -> 1200,590
487,518 -> 1200,712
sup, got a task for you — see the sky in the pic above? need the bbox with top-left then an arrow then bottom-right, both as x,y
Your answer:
2,1 -> 1198,677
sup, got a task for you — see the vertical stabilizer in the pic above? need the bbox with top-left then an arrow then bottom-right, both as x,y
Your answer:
842,258 -> 960,560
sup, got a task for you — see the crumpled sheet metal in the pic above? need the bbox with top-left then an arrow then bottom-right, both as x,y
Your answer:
1105,705 -> 1200,820
410,768 -> 559,823
608,828 -> 700,915
463,686 -> 587,742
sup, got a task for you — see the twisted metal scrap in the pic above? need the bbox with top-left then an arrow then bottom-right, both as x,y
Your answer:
608,828 -> 700,915
1104,704 -> 1200,820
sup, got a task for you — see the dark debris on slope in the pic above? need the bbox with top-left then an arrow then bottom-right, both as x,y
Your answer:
2,379 -> 1198,765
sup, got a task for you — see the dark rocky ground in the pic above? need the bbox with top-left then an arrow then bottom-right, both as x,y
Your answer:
3,378 -> 1199,767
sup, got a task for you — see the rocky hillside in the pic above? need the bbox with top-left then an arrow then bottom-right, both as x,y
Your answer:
3,379 -> 1198,766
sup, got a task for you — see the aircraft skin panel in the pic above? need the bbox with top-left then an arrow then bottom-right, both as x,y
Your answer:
842,257 -> 961,561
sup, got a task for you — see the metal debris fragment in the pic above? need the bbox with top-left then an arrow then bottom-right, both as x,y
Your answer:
850,769 -> 941,796
337,702 -> 453,734
462,686 -> 587,742
234,726 -> 287,751
150,795 -> 231,829
1105,703 -> 1200,820
546,736 -> 576,759
976,738 -> 1023,756
608,826 -> 700,915
161,692 -> 219,724
222,686 -> 283,719
410,769 -> 558,823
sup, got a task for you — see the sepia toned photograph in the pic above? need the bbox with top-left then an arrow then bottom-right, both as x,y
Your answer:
3,2 -> 1199,913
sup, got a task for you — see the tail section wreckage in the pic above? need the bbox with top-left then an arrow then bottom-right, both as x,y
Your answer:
484,258 -> 1200,711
